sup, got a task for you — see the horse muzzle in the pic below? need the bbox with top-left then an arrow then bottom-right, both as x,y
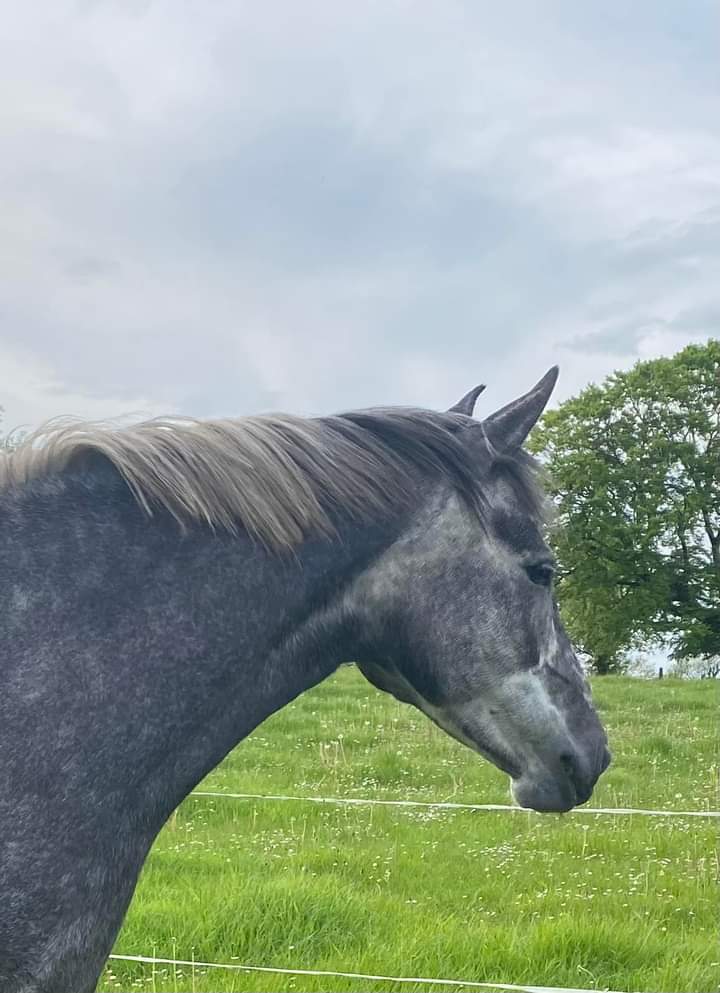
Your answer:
511,744 -> 611,813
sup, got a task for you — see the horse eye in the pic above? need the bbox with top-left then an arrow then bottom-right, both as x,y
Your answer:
526,563 -> 555,587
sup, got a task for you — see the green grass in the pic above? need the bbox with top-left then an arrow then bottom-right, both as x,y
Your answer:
99,671 -> 719,993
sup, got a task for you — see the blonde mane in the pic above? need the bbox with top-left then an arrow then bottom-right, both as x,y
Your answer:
0,410 -> 492,548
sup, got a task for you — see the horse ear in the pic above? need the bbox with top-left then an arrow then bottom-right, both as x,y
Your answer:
483,366 -> 559,451
448,384 -> 486,417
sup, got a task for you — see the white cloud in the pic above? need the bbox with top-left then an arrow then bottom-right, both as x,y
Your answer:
0,343 -> 166,430
0,1 -> 717,428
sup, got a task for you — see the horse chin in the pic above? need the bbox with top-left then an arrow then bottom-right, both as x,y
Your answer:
511,774 -> 578,814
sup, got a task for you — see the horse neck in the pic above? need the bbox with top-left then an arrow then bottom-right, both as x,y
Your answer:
2,467 -> 399,826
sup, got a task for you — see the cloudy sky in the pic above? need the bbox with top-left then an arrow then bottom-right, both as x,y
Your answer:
1,0 -> 717,431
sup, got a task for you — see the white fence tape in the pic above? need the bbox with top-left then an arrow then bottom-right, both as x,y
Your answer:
191,790 -> 720,818
108,953 -> 628,992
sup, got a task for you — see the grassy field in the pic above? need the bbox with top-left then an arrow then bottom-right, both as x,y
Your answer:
99,670 -> 718,993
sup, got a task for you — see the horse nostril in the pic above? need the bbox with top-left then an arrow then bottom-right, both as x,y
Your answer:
560,747 -> 606,804
559,751 -> 590,801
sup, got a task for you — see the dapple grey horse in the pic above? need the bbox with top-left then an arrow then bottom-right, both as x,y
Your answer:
0,367 -> 609,992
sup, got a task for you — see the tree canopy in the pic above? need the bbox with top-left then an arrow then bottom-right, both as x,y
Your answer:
529,340 -> 719,674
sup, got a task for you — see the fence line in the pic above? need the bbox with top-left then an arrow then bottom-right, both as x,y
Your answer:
110,796 -> 706,991
191,790 -> 720,818
108,953 -> 628,993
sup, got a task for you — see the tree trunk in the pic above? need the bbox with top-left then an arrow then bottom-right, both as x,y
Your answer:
701,507 -> 720,581
593,654 -> 613,675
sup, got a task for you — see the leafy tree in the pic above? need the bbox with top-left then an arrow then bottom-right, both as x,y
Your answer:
530,340 -> 719,674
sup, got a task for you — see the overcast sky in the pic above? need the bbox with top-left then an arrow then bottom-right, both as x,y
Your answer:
1,0 -> 717,431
